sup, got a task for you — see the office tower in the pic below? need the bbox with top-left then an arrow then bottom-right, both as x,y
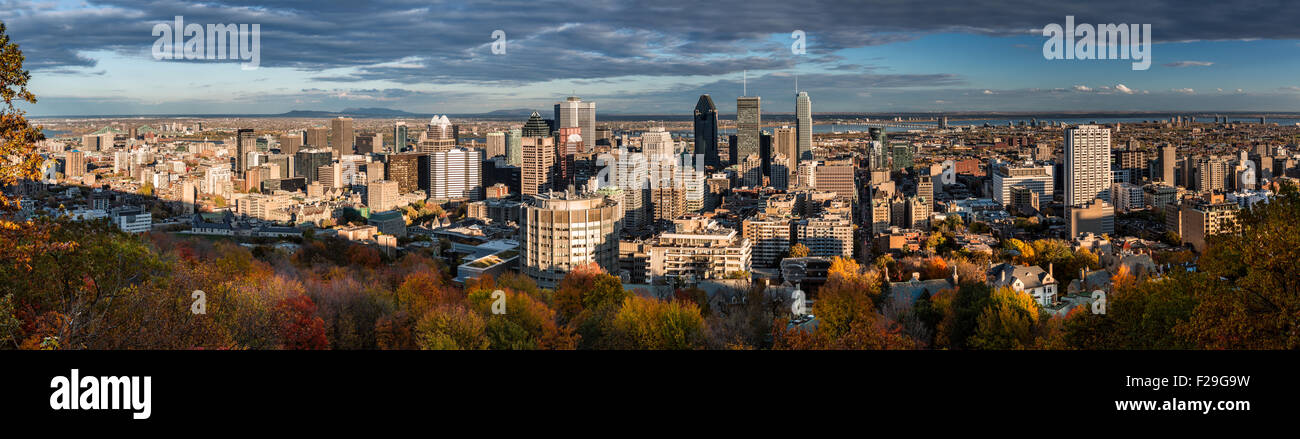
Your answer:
796,91 -> 812,161
554,96 -> 596,147
891,145 -> 913,171
394,122 -> 409,152
678,163 -> 707,213
522,135 -> 555,196
486,132 -> 506,159
64,150 -> 86,178
368,180 -> 400,212
278,133 -> 302,156
428,147 -> 484,200
384,153 -> 421,194
305,127 -> 329,149
726,134 -> 738,166
798,160 -> 817,189
418,115 -> 457,153
616,149 -> 649,231
736,96 -> 761,164
693,94 -> 721,169
1064,125 -> 1112,206
294,149 -> 332,185
234,128 -> 255,177
741,154 -> 763,187
556,126 -> 582,189
774,126 -> 797,173
991,163 -> 1054,207
506,128 -> 523,166
642,128 -> 674,158
770,153 -> 790,190
815,163 -> 856,201
267,154 -> 293,179
917,175 -> 934,212
522,111 -> 550,137
318,163 -> 342,189
355,133 -> 383,155
1160,144 -> 1177,186
760,132 -> 773,177
330,117 -> 354,156
520,192 -> 623,289
366,161 -> 385,184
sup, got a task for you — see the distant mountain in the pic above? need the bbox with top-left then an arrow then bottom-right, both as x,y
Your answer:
276,108 -> 425,118
478,108 -> 540,118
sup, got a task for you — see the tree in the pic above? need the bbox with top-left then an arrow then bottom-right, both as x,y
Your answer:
277,294 -> 329,350
0,22 -> 69,273
967,287 -> 1041,350
603,295 -> 707,350
788,243 -> 811,258
414,305 -> 488,350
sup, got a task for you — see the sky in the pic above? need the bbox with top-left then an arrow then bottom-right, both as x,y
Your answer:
5,0 -> 1300,116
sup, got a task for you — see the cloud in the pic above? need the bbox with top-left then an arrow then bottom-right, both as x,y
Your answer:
1072,85 -> 1092,92
1115,84 -> 1135,94
1164,61 -> 1215,68
1172,88 -> 1196,94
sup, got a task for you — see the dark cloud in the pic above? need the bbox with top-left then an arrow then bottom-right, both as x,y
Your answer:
3,0 -> 1296,84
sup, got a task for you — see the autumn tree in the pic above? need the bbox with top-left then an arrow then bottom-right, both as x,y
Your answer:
788,243 -> 811,258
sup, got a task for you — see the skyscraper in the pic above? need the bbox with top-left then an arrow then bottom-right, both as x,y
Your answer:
305,127 -> 329,149
236,128 -> 255,177
1065,125 -> 1113,206
554,96 -> 596,147
1160,144 -> 1176,186
383,153 -> 421,194
368,180 -> 400,212
693,94 -> 721,169
736,96 -> 761,165
428,147 -> 484,200
486,132 -> 506,159
330,117 -> 354,157
796,91 -> 812,161
393,122 -> 409,152
522,135 -> 555,196
522,111 -> 551,137
506,128 -> 523,166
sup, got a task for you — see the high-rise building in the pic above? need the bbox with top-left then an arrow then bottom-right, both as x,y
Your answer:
318,163 -> 342,189
418,115 -> 457,153
743,213 -> 794,268
506,128 -> 523,166
383,153 -> 421,194
368,180 -> 400,212
520,192 -> 623,288
642,128 -> 674,158
522,135 -> 555,196
1065,125 -> 1112,206
693,95 -> 721,169
736,96 -> 761,164
305,127 -> 329,149
330,117 -> 354,156
1160,144 -> 1176,186
64,150 -> 86,178
294,149 -> 333,185
522,111 -> 550,137
815,163 -> 856,201
486,132 -> 506,159
278,133 -> 302,156
236,128 -> 255,177
554,96 -> 596,148
393,122 -> 409,152
428,147 -> 484,200
773,126 -> 797,183
796,91 -> 812,161
355,133 -> 383,154
797,215 -> 853,258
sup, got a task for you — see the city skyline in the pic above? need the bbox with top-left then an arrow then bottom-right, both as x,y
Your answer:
6,0 -> 1300,116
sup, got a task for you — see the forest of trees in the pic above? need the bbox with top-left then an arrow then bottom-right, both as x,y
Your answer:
0,180 -> 1296,350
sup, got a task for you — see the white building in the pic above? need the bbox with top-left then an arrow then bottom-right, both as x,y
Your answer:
992,162 -> 1054,207
1110,182 -> 1145,213
428,147 -> 484,200
1065,124 -> 1112,206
